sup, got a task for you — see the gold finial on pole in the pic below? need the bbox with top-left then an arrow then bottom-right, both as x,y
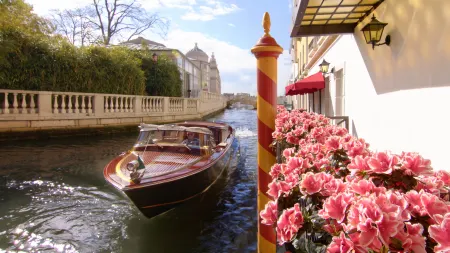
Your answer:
263,12 -> 271,35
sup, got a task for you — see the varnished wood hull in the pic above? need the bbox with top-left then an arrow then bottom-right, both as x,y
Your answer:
104,130 -> 239,219
126,137 -> 238,218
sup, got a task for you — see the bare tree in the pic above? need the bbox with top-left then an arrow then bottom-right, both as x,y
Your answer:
50,8 -> 95,46
86,0 -> 169,45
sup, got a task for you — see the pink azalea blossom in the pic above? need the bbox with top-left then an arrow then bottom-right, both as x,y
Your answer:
300,172 -> 324,195
269,163 -> 283,179
319,193 -> 353,223
401,152 -> 433,176
395,223 -> 426,253
327,232 -> 354,253
323,178 -> 347,196
429,213 -> 450,252
325,136 -> 342,151
367,151 -> 399,174
347,155 -> 371,176
350,179 -> 375,196
435,170 -> 450,186
267,180 -> 291,199
276,203 -> 304,244
260,200 -> 278,226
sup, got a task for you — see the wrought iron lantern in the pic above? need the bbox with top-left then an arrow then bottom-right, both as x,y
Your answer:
361,15 -> 391,50
319,59 -> 330,74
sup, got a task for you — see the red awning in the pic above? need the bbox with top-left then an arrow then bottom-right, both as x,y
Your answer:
285,72 -> 325,96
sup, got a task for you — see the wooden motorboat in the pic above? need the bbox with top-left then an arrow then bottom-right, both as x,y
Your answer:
103,121 -> 239,219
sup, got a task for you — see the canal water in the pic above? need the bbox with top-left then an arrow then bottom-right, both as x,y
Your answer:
0,109 -> 259,253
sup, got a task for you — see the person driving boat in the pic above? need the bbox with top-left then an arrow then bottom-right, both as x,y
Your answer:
182,132 -> 200,146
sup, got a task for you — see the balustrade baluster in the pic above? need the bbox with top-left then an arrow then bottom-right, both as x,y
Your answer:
12,93 -> 18,114
30,94 -> 36,114
90,96 -> 94,113
85,96 -> 90,114
107,96 -> 111,113
52,95 -> 57,113
2,92 -> 8,114
79,95 -> 85,114
130,98 -> 134,112
18,94 -> 25,114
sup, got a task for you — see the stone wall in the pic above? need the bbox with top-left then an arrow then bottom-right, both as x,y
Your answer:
0,90 -> 226,137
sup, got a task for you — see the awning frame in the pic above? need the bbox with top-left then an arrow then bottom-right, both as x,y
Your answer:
291,0 -> 386,37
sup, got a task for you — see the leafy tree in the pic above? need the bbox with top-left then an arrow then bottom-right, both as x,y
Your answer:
131,51 -> 182,97
0,0 -> 53,35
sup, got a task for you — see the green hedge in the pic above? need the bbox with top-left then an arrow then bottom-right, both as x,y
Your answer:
0,29 -> 146,95
0,0 -> 182,97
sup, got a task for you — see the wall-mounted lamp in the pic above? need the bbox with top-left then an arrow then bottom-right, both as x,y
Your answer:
361,15 -> 391,50
319,59 -> 330,75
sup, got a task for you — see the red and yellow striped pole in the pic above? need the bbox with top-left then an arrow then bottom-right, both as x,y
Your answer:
251,12 -> 283,253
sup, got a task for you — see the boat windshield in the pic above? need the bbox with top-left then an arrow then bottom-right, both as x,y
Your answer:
135,130 -> 206,148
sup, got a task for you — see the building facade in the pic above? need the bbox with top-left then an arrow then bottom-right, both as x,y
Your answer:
118,38 -> 222,98
185,43 -> 222,95
289,0 -> 450,171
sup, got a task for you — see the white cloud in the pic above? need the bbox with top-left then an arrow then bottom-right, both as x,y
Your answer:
141,0 -> 197,10
181,2 -> 240,21
228,23 -> 235,27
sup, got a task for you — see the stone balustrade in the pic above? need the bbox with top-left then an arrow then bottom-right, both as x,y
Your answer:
0,89 -> 226,133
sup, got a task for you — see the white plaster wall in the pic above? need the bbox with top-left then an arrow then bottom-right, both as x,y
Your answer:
309,0 -> 450,171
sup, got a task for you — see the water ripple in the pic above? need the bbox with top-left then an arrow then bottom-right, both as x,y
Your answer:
0,109 -> 258,252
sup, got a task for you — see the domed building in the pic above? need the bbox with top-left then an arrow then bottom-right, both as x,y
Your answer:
186,43 -> 221,94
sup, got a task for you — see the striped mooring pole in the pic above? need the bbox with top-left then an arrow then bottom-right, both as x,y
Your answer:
251,12 -> 283,253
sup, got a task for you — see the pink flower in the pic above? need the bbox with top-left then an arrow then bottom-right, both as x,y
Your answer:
325,136 -> 342,151
376,212 -> 402,246
323,178 -> 347,196
420,191 -> 449,220
350,179 -> 375,196
286,157 -> 304,175
319,193 -> 353,223
267,180 -> 291,199
401,152 -> 433,176
327,232 -> 354,253
343,138 -> 369,158
435,170 -> 450,186
282,148 -> 295,159
367,151 -> 399,174
276,203 -> 304,244
322,220 -> 343,235
260,200 -> 278,226
347,155 -> 371,176
269,163 -> 283,179
396,223 -> 426,253
300,172 -> 324,195
429,213 -> 450,252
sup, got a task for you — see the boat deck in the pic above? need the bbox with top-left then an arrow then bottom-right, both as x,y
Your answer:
118,151 -> 202,179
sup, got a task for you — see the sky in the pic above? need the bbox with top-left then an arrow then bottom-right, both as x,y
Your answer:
25,0 -> 293,96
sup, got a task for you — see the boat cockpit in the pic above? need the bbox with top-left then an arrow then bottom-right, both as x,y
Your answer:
133,124 -> 224,156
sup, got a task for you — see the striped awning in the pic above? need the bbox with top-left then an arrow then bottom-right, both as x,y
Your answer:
291,0 -> 385,37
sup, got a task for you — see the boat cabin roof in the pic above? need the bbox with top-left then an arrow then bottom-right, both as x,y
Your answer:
176,121 -> 229,130
139,123 -> 213,135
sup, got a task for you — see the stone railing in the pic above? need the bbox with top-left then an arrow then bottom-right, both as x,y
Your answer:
0,89 -> 226,132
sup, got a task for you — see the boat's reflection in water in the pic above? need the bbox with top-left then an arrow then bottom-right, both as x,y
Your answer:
0,109 -> 258,253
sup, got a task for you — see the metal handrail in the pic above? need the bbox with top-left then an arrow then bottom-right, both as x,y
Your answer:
326,116 -> 349,130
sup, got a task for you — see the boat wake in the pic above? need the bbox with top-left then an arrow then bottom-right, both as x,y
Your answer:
234,127 -> 257,138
